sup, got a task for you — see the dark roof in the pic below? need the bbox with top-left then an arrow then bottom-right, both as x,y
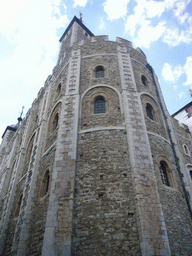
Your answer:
172,101 -> 192,117
59,16 -> 94,43
2,125 -> 17,139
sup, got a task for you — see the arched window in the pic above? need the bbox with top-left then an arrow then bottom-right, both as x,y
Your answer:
53,113 -> 59,130
40,170 -> 50,197
184,144 -> 190,155
159,161 -> 170,186
94,96 -> 105,114
57,83 -> 61,95
190,171 -> 192,180
146,103 -> 154,120
15,194 -> 23,218
35,115 -> 39,124
141,75 -> 147,86
96,66 -> 104,78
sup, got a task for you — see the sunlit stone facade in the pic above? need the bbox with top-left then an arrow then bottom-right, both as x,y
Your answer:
0,16 -> 192,256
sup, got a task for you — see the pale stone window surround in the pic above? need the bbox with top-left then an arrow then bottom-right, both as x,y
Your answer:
22,132 -> 36,177
140,94 -> 159,122
80,85 -> 123,117
136,69 -> 152,91
44,101 -> 61,152
57,83 -> 62,97
96,66 -> 105,78
92,64 -> 108,79
40,169 -> 50,199
186,164 -> 192,181
159,161 -> 170,186
89,92 -> 108,115
183,144 -> 190,156
14,193 -> 23,218
141,75 -> 148,86
47,102 -> 62,134
145,103 -> 157,121
146,103 -> 156,121
156,156 -> 176,189
94,96 -> 106,114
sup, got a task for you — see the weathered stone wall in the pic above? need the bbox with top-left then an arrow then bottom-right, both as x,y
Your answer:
2,176 -> 26,255
1,17 -> 192,256
25,147 -> 55,256
81,86 -> 123,129
141,94 -> 169,139
72,129 -> 140,255
131,59 -> 156,96
172,117 -> 192,161
80,53 -> 121,95
44,102 -> 61,152
149,133 -> 192,255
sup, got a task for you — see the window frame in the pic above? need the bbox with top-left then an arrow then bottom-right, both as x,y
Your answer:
14,193 -> 23,218
141,75 -> 148,86
146,103 -> 156,121
159,161 -> 170,187
183,144 -> 190,156
157,157 -> 176,189
94,96 -> 106,114
40,169 -> 50,198
95,66 -> 105,78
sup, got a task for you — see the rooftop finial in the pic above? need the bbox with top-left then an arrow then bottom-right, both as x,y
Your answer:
79,11 -> 83,22
18,106 -> 24,124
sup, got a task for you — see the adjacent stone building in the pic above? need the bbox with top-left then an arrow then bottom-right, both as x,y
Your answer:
0,16 -> 192,256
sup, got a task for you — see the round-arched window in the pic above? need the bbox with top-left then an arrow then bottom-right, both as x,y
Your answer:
159,161 -> 170,186
96,66 -> 104,78
146,103 -> 154,120
40,170 -> 50,198
94,96 -> 105,114
141,75 -> 147,86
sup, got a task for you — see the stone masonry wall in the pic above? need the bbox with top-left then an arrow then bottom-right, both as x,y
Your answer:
25,147 -> 55,256
80,53 -> 121,95
81,86 -> 123,129
141,94 -> 169,139
72,129 -> 141,255
2,176 -> 26,255
149,133 -> 192,255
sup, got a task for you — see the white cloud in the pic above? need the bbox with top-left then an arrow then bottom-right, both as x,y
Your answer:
173,85 -> 178,89
0,0 -> 69,131
99,17 -> 106,30
134,20 -> 166,48
162,57 -> 192,87
124,0 -> 192,48
162,63 -> 183,82
73,0 -> 89,7
179,91 -> 185,99
172,0 -> 191,24
163,27 -> 192,46
103,0 -> 130,20
124,0 -> 166,47
183,56 -> 192,86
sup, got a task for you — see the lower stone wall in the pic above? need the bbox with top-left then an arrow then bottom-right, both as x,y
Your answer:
149,134 -> 192,255
25,147 -> 55,256
2,177 -> 26,256
72,129 -> 141,255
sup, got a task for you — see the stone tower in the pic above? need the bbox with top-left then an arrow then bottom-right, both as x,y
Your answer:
0,16 -> 192,256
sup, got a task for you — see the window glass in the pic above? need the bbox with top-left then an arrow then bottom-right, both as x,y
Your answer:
146,104 -> 154,120
40,170 -> 50,197
94,97 -> 105,114
159,161 -> 170,186
96,66 -> 104,78
141,75 -> 147,86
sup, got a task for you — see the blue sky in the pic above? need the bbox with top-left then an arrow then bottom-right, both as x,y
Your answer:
1,0 -> 192,140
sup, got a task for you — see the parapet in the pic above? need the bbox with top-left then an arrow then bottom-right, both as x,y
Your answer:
116,37 -> 133,48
